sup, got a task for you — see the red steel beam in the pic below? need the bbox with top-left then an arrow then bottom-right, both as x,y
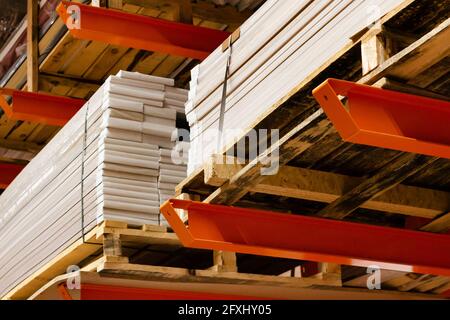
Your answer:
57,284 -> 73,300
160,199 -> 450,277
0,88 -> 84,126
312,79 -> 450,159
56,1 -> 230,60
80,284 -> 263,300
442,289 -> 450,299
0,163 -> 25,189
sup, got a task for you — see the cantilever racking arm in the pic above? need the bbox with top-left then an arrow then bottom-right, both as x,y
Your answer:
161,199 -> 450,277
312,78 -> 450,159
61,283 -> 261,300
0,88 -> 84,126
56,1 -> 231,60
0,163 -> 25,189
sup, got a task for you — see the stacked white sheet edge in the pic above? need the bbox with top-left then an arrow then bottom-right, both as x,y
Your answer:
0,71 -> 188,297
185,0 -> 405,175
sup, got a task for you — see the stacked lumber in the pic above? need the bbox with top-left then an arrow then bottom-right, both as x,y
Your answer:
185,0 -> 406,174
158,141 -> 189,225
165,86 -> 189,114
0,71 -> 187,297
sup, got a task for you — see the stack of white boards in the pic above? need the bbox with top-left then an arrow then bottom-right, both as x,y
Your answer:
158,141 -> 189,225
185,0 -> 406,175
0,71 -> 188,298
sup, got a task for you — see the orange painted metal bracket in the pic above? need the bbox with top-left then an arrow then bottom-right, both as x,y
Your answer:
57,284 -> 73,300
0,88 -> 84,126
80,284 -> 261,300
160,199 -> 450,277
0,163 -> 25,189
442,289 -> 450,299
312,79 -> 450,159
56,1 -> 230,60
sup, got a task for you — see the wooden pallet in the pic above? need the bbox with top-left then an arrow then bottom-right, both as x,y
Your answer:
29,269 -> 441,300
176,2 -> 450,229
174,1 -> 450,298
96,257 -> 341,290
2,220 -> 342,300
1,220 -> 177,300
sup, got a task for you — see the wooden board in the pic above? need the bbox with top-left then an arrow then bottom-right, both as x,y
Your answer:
0,72 -> 188,299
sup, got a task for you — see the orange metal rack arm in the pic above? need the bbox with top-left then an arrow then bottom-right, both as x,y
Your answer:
161,199 -> 450,277
0,88 -> 85,126
56,1 -> 231,61
312,79 -> 450,159
75,284 -> 262,300
0,163 -> 25,189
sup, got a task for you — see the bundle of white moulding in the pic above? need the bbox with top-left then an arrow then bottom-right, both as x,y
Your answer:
0,71 -> 188,298
158,140 -> 189,225
185,0 -> 406,175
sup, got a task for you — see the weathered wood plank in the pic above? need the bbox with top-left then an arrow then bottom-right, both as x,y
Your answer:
0,138 -> 42,153
316,154 -> 438,219
205,157 -> 450,219
420,212 -> 450,233
26,0 -> 39,92
124,0 -> 252,25
360,17 -> 450,84
205,110 -> 333,204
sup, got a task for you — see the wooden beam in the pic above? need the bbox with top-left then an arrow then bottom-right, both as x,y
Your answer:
212,250 -> 237,273
421,213 -> 450,234
316,154 -> 438,219
0,148 -> 35,162
360,17 -> 450,84
0,138 -> 43,153
98,261 -> 343,290
91,0 -> 107,6
177,0 -> 193,24
38,73 -> 100,99
373,77 -> 450,101
361,29 -> 392,75
205,110 -> 333,204
361,25 -> 418,75
92,0 -> 123,8
408,56 -> 450,88
109,0 -> 123,9
123,0 -> 252,25
382,26 -> 418,49
201,17 -> 450,209
39,72 -> 103,86
204,156 -> 450,219
103,233 -> 123,258
204,154 -> 244,187
26,0 -> 39,92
